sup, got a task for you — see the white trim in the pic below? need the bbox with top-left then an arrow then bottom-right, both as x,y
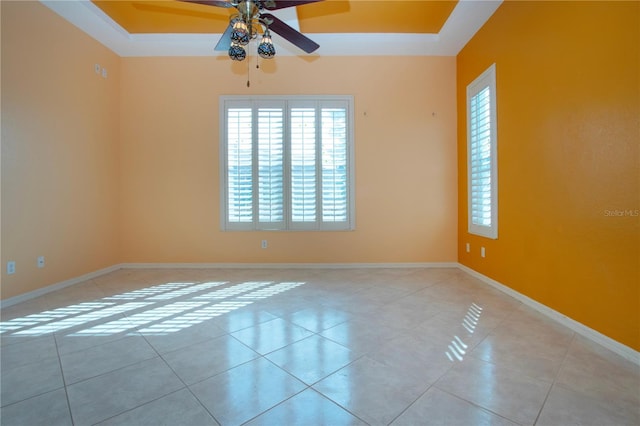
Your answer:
0,264 -> 122,308
467,63 -> 498,239
1,260 -> 637,366
220,95 -> 355,232
457,264 -> 640,366
40,0 -> 503,57
119,262 -> 459,270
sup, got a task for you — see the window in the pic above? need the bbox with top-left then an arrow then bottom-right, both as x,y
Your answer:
467,64 -> 498,239
220,96 -> 354,231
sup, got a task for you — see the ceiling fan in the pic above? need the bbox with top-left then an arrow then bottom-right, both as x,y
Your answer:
179,0 -> 323,61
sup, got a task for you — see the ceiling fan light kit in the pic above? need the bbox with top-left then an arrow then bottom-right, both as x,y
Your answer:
228,43 -> 247,61
257,30 -> 276,59
230,20 -> 250,46
180,0 -> 321,62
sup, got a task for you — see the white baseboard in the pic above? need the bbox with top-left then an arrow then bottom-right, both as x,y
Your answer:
2,261 -> 637,365
0,264 -> 123,309
120,262 -> 460,270
457,263 -> 640,366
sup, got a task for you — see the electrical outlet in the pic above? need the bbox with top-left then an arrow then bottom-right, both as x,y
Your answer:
466,243 -> 470,253
7,261 -> 16,275
38,256 -> 45,268
94,63 -> 101,74
481,247 -> 486,258
261,240 -> 268,249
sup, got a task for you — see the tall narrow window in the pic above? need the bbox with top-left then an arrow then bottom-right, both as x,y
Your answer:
467,64 -> 498,239
221,96 -> 354,231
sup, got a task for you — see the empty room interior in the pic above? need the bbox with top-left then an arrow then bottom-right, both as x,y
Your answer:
1,1 -> 639,425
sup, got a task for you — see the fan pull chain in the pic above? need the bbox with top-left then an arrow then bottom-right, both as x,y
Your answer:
247,49 -> 262,87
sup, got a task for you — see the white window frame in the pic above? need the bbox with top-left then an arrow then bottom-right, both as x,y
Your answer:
467,64 -> 498,239
220,95 -> 355,231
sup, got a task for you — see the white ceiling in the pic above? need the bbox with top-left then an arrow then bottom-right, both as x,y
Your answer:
41,0 -> 502,57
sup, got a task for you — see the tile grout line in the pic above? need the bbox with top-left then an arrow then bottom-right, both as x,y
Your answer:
91,388 -> 204,426
430,386 -> 526,426
423,306 -> 545,426
388,340 -> 467,426
531,331 -> 578,426
52,332 -> 76,426
239,327 -> 371,425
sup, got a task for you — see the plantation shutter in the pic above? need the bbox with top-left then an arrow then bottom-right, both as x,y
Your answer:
321,105 -> 348,223
221,96 -> 354,231
290,105 -> 317,227
257,106 -> 285,228
467,64 -> 498,239
469,86 -> 492,227
227,107 -> 253,225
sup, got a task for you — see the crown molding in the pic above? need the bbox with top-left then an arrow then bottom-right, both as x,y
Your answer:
40,0 -> 502,57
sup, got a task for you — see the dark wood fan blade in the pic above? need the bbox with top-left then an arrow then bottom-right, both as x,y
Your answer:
261,13 -> 319,53
215,23 -> 234,51
178,0 -> 234,8
264,0 -> 323,11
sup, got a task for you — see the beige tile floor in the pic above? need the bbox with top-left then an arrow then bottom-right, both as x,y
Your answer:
1,267 -> 638,426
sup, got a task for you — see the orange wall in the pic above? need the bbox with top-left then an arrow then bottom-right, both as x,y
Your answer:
457,1 -> 639,350
1,1 -> 121,299
119,56 -> 458,264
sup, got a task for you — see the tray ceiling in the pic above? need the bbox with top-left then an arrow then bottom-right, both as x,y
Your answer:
41,0 -> 502,56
